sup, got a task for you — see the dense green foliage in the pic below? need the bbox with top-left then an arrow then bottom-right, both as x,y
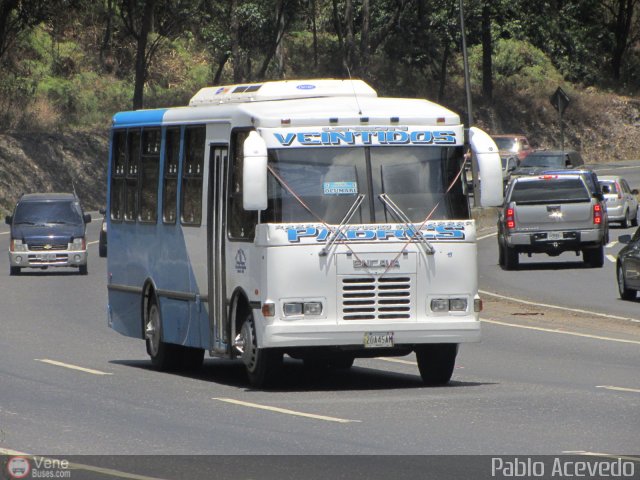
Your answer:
1,0 -> 640,131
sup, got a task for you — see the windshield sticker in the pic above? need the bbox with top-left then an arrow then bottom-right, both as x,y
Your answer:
323,182 -> 358,195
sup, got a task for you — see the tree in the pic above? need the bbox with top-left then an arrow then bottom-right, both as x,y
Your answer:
119,0 -> 196,109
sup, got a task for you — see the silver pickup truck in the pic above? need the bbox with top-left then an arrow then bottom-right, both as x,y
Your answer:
497,173 -> 608,269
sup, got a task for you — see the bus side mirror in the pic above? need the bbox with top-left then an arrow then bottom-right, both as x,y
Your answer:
243,131 -> 268,211
469,127 -> 503,207
5,215 -> 12,225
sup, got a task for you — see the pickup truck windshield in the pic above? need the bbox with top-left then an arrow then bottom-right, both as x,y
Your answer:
520,154 -> 565,168
510,178 -> 590,204
264,146 -> 468,224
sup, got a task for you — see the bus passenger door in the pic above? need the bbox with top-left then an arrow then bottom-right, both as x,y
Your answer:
207,145 -> 228,354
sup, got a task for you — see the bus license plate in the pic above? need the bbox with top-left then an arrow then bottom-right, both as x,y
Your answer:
548,232 -> 563,241
364,332 -> 394,348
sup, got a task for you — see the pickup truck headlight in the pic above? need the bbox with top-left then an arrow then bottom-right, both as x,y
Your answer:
11,239 -> 28,252
70,237 -> 85,250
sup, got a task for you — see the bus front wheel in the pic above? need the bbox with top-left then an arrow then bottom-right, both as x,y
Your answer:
415,344 -> 458,386
239,313 -> 282,388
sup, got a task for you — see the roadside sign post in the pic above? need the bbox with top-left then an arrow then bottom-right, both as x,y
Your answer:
550,87 -> 570,150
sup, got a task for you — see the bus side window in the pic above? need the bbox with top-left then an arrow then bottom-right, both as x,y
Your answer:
110,130 -> 126,222
163,127 -> 180,224
139,128 -> 160,223
181,125 -> 205,226
228,130 -> 257,240
125,129 -> 141,222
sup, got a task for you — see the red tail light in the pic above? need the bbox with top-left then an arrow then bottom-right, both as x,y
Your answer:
593,203 -> 602,225
505,207 -> 515,229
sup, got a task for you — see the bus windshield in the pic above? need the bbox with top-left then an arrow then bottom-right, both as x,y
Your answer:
264,145 -> 468,224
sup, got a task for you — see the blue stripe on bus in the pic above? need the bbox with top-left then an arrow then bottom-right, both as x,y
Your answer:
112,109 -> 168,127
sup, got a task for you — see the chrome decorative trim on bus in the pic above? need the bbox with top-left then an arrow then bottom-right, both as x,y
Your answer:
107,284 -> 208,303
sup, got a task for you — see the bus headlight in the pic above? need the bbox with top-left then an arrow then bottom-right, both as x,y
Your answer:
283,301 -> 323,317
430,298 -> 468,312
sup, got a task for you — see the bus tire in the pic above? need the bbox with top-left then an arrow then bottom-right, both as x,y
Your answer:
239,313 -> 282,388
415,344 -> 458,386
145,296 -> 180,371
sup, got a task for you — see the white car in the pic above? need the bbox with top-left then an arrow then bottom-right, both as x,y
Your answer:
598,175 -> 639,228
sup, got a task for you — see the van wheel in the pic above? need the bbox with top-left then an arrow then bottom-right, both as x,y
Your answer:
239,313 -> 282,388
145,296 -> 180,370
79,264 -> 88,275
617,264 -> 636,300
415,344 -> 458,386
10,266 -> 21,276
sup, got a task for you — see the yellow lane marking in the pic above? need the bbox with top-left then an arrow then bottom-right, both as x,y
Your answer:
213,397 -> 361,423
596,385 -> 640,394
376,357 -> 416,366
0,448 -> 168,480
606,254 -> 617,263
35,359 -> 112,375
480,289 -> 640,323
606,240 -> 618,248
482,319 -> 640,345
563,451 -> 640,462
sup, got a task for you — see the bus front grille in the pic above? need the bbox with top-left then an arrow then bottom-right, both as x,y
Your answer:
341,276 -> 413,320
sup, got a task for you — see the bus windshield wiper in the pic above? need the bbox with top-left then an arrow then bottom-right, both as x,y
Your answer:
378,193 -> 435,255
319,194 -> 365,256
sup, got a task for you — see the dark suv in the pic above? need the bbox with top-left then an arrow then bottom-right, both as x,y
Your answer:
5,193 -> 91,275
510,150 -> 584,177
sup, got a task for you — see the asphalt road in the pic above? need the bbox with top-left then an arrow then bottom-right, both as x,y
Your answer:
0,195 -> 639,478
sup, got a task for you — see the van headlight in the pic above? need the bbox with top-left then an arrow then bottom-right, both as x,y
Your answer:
11,239 -> 28,252
70,237 -> 85,250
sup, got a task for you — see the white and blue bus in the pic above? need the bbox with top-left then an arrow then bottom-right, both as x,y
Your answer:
106,79 -> 503,387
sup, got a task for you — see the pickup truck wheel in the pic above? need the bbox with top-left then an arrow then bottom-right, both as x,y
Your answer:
10,266 -> 21,276
583,246 -> 604,268
498,242 -> 505,267
617,265 -> 637,300
502,246 -> 519,271
415,344 -> 458,386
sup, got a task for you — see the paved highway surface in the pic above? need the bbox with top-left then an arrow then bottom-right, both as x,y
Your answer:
1,165 -> 639,478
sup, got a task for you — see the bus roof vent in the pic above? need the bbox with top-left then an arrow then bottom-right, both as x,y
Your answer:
189,79 -> 378,106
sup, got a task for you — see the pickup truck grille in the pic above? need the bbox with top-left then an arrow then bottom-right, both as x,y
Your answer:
341,276 -> 412,320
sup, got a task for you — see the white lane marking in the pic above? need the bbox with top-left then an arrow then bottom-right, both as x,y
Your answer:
0,231 -> 9,235
477,232 -> 497,241
87,240 -> 99,245
213,397 -> 361,423
596,385 -> 640,394
479,289 -> 640,324
606,254 -> 617,263
607,240 -> 618,248
0,448 -> 168,480
35,359 -> 112,375
482,318 -> 640,345
376,357 -> 416,365
563,450 -> 640,462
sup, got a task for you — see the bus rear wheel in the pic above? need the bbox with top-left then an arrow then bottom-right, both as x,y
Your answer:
415,344 -> 458,386
145,297 -> 180,370
239,313 -> 282,388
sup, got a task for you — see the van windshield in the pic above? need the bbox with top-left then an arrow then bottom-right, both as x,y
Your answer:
13,201 -> 84,225
263,145 -> 468,224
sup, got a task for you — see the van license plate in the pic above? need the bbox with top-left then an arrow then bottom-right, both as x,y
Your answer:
42,253 -> 57,261
364,332 -> 394,348
548,232 -> 563,240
